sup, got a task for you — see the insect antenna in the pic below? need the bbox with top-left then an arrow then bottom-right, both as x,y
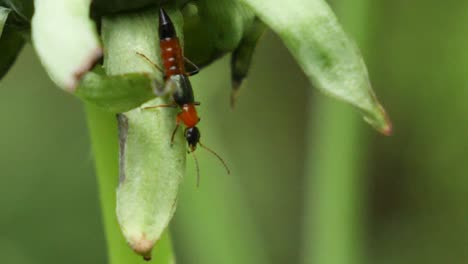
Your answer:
135,51 -> 164,73
190,149 -> 201,187
199,142 -> 231,175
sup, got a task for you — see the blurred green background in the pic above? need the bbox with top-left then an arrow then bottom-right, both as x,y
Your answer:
0,0 -> 467,263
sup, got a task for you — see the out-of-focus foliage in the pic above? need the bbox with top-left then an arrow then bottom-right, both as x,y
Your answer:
367,1 -> 468,263
0,47 -> 106,263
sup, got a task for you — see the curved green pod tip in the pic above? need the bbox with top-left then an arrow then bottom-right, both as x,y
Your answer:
239,0 -> 392,134
230,17 -> 265,107
32,0 -> 102,91
0,7 -> 9,35
117,98 -> 185,260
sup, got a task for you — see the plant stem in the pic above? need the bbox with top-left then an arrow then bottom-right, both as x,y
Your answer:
302,0 -> 371,264
302,99 -> 366,264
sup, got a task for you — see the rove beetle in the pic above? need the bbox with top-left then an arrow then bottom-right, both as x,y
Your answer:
138,8 -> 230,185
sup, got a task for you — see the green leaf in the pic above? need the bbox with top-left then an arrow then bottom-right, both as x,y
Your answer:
0,6 -> 25,80
32,0 -> 102,91
76,66 -> 156,113
239,0 -> 392,134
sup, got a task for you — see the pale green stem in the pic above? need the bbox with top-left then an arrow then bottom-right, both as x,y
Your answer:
302,99 -> 366,264
302,0 -> 371,264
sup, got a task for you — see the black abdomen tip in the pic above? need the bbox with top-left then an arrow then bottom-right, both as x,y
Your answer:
159,8 -> 176,39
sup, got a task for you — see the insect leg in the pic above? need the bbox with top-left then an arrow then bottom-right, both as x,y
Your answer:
184,57 -> 200,76
170,121 -> 181,146
142,103 -> 177,110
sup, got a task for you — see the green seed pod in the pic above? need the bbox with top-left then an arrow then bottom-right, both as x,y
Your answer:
116,97 -> 185,260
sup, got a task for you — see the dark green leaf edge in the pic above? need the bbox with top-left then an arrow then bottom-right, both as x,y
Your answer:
230,17 -> 266,107
0,6 -> 25,80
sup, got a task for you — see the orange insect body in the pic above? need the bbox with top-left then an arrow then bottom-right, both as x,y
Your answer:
177,104 -> 200,128
151,8 -> 230,185
160,38 -> 186,79
158,8 -> 199,129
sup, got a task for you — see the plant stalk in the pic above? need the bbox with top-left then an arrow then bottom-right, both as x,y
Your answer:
302,0 -> 372,264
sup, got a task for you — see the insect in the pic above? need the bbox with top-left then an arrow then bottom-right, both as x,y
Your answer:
138,8 -> 230,186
